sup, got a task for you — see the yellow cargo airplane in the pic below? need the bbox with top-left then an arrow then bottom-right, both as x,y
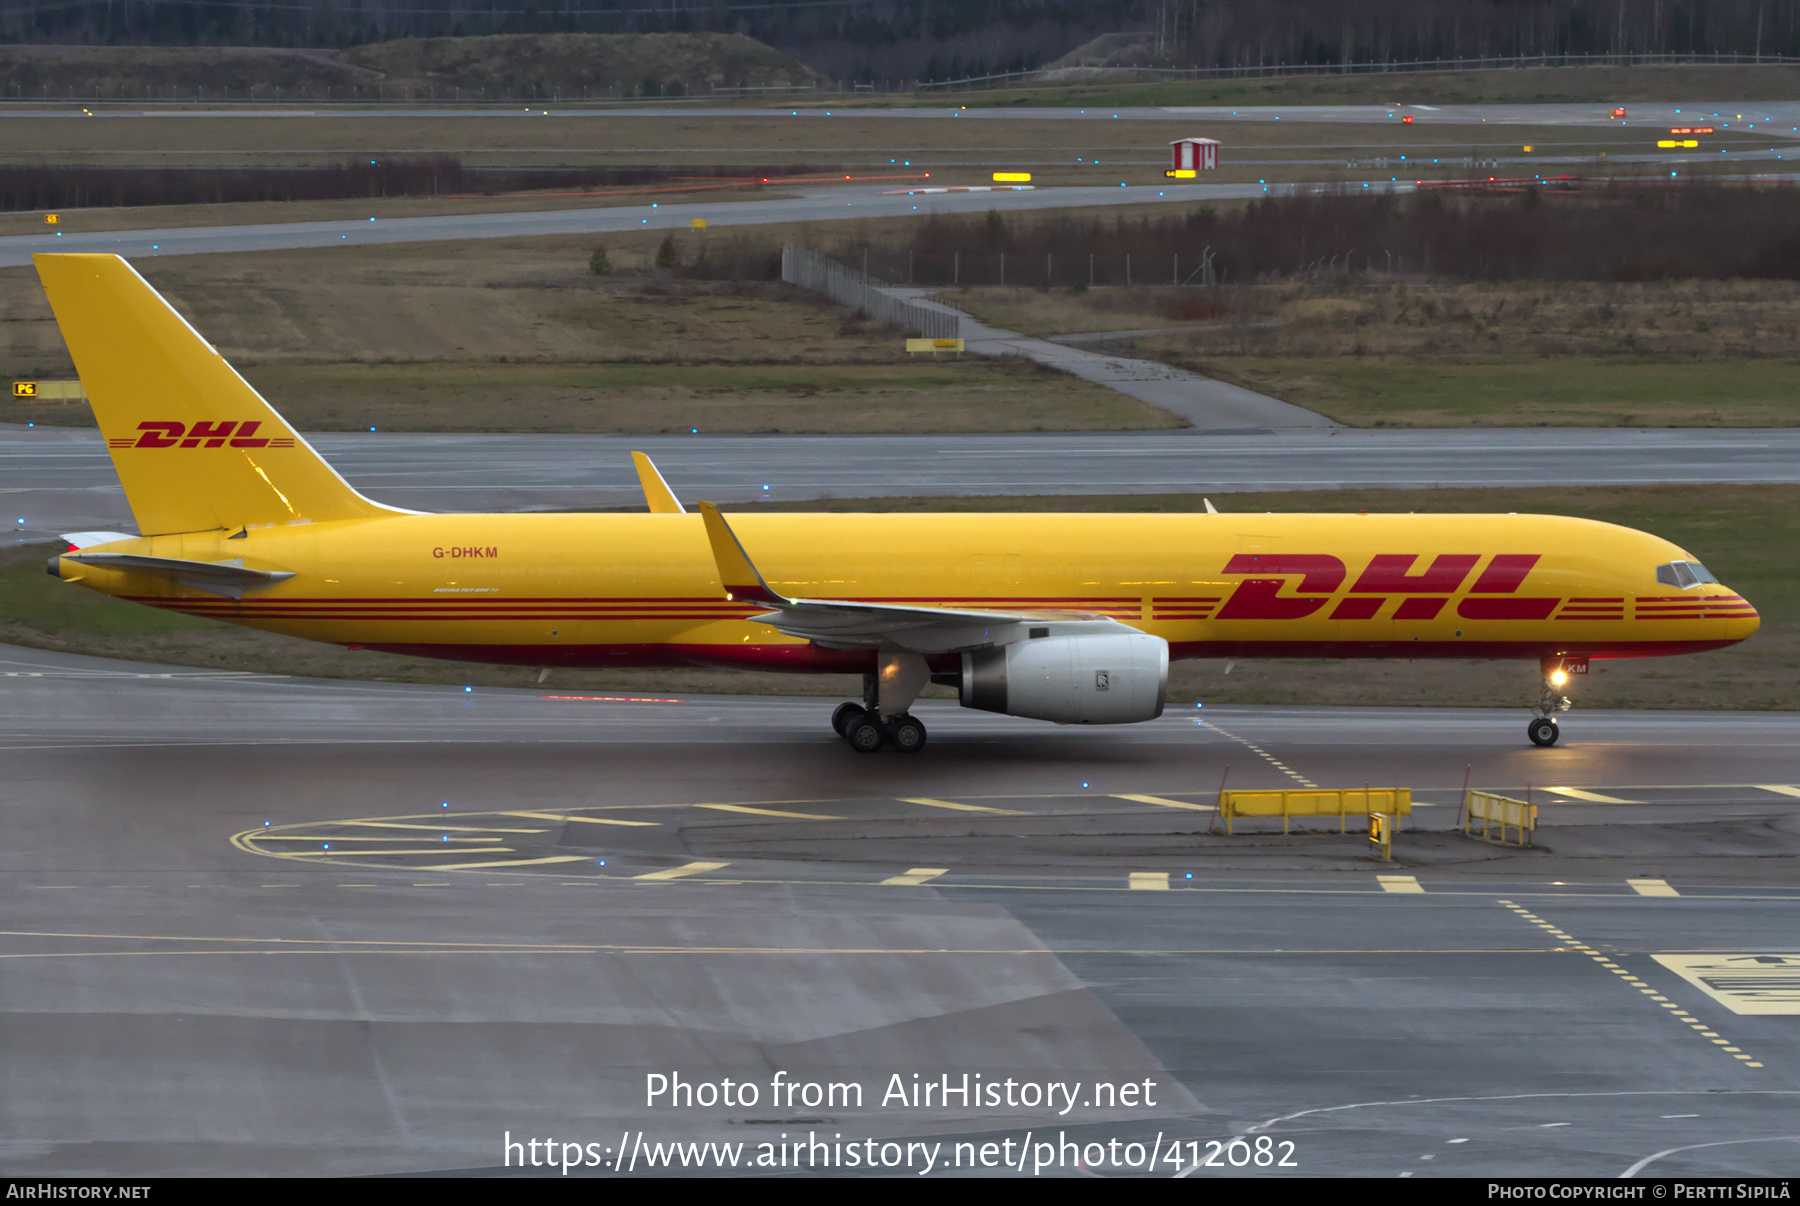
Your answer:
35,253 -> 1759,752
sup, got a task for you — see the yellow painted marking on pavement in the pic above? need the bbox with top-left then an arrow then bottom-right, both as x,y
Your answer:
251,835 -> 499,843
1754,784 -> 1800,798
502,811 -> 659,827
335,820 -> 546,833
1129,872 -> 1170,890
417,855 -> 591,871
1378,875 -> 1425,894
31,885 -> 79,889
281,848 -> 514,857
1629,878 -> 1680,897
633,862 -> 729,881
1545,787 -> 1643,804
1652,954 -> 1800,1015
696,804 -> 842,820
900,797 -> 1028,815
1113,793 -> 1213,812
880,868 -> 950,886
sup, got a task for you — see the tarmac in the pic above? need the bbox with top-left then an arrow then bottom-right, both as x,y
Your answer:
2,642 -> 1796,1178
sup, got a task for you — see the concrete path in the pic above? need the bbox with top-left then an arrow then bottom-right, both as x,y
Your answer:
886,287 -> 1335,432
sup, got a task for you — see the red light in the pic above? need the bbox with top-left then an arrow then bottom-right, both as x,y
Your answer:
1402,115 -> 1414,124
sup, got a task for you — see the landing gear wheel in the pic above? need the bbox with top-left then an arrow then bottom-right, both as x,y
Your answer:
831,702 -> 865,737
1528,717 -> 1560,747
886,713 -> 927,754
844,713 -> 886,753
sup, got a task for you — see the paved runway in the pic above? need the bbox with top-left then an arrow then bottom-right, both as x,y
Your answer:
3,642 -> 1796,1177
8,424 -> 1800,535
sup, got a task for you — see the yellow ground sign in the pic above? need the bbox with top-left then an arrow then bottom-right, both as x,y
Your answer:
1165,169 -> 1198,178
992,172 -> 1031,182
906,338 -> 964,353
12,379 -> 85,401
690,218 -> 707,229
1652,954 -> 1800,1015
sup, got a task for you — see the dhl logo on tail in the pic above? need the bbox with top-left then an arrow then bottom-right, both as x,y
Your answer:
106,420 -> 297,449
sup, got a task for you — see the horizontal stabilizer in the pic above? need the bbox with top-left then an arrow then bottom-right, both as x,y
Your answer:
58,530 -> 136,550
63,552 -> 294,600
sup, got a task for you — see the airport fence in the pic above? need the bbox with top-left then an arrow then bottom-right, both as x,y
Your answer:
780,244 -> 960,339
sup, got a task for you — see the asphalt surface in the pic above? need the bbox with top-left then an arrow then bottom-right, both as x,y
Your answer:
2,641 -> 1796,1178
8,424 -> 1800,535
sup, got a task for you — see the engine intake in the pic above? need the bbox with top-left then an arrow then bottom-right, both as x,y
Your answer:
961,631 -> 1168,724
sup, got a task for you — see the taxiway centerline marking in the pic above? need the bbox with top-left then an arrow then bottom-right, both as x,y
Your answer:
879,868 -> 950,886
1378,875 -> 1425,894
632,861 -> 730,881
1499,900 -> 1766,1068
695,804 -> 841,820
1629,878 -> 1681,897
417,855 -> 591,871
1129,872 -> 1170,890
333,821 -> 547,833
1755,785 -> 1800,798
501,811 -> 659,826
900,797 -> 1028,815
1113,793 -> 1214,812
249,835 -> 500,842
281,847 -> 514,857
1545,787 -> 1645,804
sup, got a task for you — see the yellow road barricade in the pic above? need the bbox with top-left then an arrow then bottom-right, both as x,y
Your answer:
1464,790 -> 1535,845
1217,788 -> 1410,834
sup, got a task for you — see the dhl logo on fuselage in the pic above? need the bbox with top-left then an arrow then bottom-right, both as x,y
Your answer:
1217,552 -> 1558,621
105,421 -> 297,450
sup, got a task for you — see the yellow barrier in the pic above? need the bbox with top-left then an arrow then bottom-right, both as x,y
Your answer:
1218,788 -> 1410,834
906,337 -> 965,354
1464,790 -> 1535,845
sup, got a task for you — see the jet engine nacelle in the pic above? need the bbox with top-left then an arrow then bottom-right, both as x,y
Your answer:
961,631 -> 1168,724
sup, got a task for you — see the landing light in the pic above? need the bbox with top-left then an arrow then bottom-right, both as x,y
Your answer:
1550,670 -> 1569,687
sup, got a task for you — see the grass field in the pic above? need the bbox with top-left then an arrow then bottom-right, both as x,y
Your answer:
956,280 -> 1800,427
0,228 -> 1172,434
4,484 -> 1792,710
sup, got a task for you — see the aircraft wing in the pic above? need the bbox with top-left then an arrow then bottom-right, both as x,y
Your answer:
61,552 -> 295,600
696,502 -> 1134,652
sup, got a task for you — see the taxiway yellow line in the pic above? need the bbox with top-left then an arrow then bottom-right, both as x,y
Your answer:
1378,875 -> 1425,894
633,862 -> 730,881
1755,785 -> 1800,798
880,868 -> 949,886
696,804 -> 841,820
280,848 -> 514,857
900,797 -> 1028,815
417,855 -> 591,871
1629,878 -> 1681,897
1128,872 -> 1170,890
502,811 -> 659,826
334,820 -> 546,833
1113,793 -> 1213,812
1545,787 -> 1644,804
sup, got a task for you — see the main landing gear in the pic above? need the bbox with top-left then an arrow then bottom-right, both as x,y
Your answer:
831,662 -> 930,754
832,700 -> 928,754
1527,658 -> 1576,747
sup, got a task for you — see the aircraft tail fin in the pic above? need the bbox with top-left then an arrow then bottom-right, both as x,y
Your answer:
33,253 -> 405,536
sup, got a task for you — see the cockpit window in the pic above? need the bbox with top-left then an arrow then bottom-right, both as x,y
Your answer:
1655,560 -> 1718,589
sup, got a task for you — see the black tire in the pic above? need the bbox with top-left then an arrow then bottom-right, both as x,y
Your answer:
844,713 -> 886,753
887,713 -> 927,754
1528,717 -> 1560,747
831,702 -> 865,737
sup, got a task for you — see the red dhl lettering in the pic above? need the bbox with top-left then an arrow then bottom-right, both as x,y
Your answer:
1220,552 -> 1561,621
432,546 -> 500,559
129,420 -> 278,449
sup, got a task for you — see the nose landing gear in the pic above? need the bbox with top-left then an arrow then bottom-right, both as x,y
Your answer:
1528,658 -> 1577,747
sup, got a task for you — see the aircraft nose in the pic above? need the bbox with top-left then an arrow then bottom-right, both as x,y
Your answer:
1718,588 -> 1760,640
